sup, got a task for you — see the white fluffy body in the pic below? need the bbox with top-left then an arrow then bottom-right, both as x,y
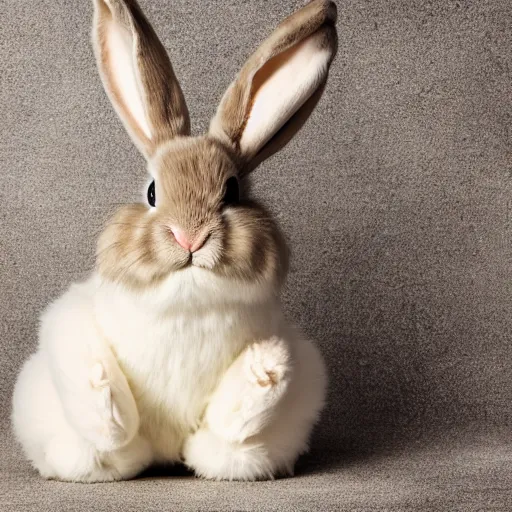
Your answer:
12,0 -> 335,483
12,268 -> 327,482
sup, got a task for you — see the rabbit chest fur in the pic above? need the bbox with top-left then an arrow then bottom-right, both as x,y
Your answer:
92,271 -> 282,461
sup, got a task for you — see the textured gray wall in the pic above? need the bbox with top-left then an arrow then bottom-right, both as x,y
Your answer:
1,0 -> 511,457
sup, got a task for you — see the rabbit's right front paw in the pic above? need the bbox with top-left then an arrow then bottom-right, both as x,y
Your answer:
88,362 -> 139,452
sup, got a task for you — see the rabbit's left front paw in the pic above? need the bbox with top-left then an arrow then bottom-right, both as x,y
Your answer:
205,337 -> 292,443
224,338 -> 291,441
244,337 -> 291,390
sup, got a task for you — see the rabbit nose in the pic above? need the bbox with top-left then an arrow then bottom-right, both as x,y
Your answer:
170,226 -> 191,251
170,226 -> 208,253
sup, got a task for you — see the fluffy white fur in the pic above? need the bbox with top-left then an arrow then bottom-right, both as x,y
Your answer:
12,268 -> 327,482
12,0 -> 332,483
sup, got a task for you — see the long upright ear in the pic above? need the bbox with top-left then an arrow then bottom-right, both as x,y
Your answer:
92,0 -> 190,159
209,0 -> 337,173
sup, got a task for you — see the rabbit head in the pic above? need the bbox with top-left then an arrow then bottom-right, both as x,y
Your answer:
92,0 -> 337,292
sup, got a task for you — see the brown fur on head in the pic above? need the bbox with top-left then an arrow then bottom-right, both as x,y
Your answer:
92,0 -> 337,291
97,137 -> 288,289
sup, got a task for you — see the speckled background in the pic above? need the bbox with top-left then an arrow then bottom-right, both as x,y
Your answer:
1,1 -> 511,509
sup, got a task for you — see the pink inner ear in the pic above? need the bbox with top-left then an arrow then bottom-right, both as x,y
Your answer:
105,20 -> 152,141
240,29 -> 334,159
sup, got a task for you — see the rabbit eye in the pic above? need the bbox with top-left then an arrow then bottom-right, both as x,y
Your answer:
147,180 -> 156,207
223,176 -> 239,205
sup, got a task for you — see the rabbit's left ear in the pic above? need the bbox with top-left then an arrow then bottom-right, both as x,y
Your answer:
209,0 -> 338,172
92,0 -> 190,159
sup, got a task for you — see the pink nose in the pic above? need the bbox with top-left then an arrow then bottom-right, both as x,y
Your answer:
170,226 -> 207,253
171,226 -> 192,251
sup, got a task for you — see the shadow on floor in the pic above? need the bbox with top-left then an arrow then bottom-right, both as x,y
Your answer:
134,448 -> 381,481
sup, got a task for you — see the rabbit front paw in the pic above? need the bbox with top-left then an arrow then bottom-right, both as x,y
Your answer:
244,337 -> 291,390
87,362 -> 139,452
206,337 -> 292,443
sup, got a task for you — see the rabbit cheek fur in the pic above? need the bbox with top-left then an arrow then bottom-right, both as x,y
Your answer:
12,0 -> 337,482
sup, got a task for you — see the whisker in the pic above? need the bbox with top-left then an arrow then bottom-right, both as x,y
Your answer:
112,251 -> 149,284
95,241 -> 122,260
108,222 -> 149,229
93,241 -> 187,291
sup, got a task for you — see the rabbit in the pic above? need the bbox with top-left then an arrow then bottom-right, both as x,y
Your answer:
11,0 -> 338,482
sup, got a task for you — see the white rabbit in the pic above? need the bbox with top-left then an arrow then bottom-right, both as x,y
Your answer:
12,0 -> 337,482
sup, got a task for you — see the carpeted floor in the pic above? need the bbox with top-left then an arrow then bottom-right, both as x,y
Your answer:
2,428 -> 511,511
1,0 -> 511,510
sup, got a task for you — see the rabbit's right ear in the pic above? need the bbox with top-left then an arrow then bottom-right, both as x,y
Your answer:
92,0 -> 190,159
209,0 -> 337,173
